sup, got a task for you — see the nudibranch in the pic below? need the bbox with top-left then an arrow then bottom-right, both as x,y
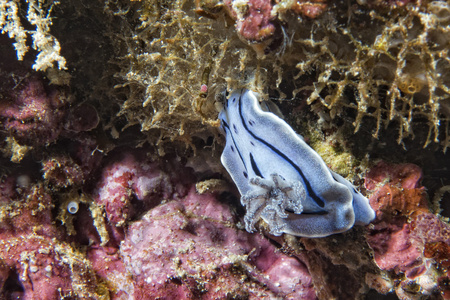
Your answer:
218,89 -> 375,238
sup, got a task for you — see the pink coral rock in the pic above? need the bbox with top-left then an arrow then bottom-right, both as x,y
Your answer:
365,161 -> 423,190
42,155 -> 85,189
87,245 -> 130,299
224,0 -> 276,43
412,213 -> 450,245
364,162 -> 425,271
120,187 -> 316,299
0,76 -> 66,146
365,161 -> 450,298
367,213 -> 450,298
0,175 -> 101,298
367,217 -> 425,278
92,151 -> 175,227
365,161 -> 429,218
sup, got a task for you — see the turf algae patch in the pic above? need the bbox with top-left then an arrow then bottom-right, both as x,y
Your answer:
114,0 -> 450,152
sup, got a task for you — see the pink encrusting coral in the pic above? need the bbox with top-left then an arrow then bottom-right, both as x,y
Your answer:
364,161 -> 427,276
412,213 -> 450,246
366,212 -> 450,297
367,217 -> 425,278
41,155 -> 85,189
0,76 -> 66,146
120,187 -> 316,299
365,161 -> 450,298
224,0 -> 276,42
222,0 -> 330,45
82,151 -> 316,299
86,244 -> 130,299
0,175 -> 101,299
365,161 -> 429,218
365,161 -> 423,190
92,151 -> 176,227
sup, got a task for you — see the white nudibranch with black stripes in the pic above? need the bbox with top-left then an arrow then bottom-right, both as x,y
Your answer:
218,89 -> 375,237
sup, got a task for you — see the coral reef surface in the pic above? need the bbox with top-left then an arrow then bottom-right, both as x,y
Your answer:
0,0 -> 449,299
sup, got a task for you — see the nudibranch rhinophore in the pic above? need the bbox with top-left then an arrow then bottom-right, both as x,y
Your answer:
218,89 -> 375,238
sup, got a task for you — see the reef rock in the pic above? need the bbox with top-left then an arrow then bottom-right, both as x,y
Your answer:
92,151 -> 178,228
365,161 -> 450,299
0,175 -> 102,299
0,76 -> 66,146
120,187 -> 316,299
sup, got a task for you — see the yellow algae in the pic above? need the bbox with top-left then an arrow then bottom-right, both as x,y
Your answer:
113,0 -> 449,152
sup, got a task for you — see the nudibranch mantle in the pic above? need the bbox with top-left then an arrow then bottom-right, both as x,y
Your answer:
218,89 -> 375,238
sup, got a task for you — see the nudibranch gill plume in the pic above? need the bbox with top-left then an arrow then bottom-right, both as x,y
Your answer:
218,89 -> 375,238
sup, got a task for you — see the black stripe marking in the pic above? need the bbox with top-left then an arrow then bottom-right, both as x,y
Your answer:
249,153 -> 263,178
238,92 -> 325,208
286,208 -> 327,214
222,119 -> 248,173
